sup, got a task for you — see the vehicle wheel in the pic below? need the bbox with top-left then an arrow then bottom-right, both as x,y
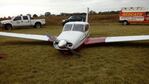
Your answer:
35,23 -> 41,28
5,24 -> 12,31
123,21 -> 129,25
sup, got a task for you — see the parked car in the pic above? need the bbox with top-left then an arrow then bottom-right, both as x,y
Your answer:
62,15 -> 86,25
0,15 -> 45,30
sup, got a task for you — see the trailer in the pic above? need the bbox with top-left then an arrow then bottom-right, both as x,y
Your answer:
119,7 -> 149,25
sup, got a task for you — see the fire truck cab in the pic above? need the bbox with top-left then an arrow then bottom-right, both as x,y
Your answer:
119,7 -> 149,25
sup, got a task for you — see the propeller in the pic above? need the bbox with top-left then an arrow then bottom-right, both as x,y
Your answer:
58,40 -> 67,48
47,35 -> 57,42
57,40 -> 81,56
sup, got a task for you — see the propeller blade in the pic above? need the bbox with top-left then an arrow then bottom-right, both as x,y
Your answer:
47,34 -> 57,42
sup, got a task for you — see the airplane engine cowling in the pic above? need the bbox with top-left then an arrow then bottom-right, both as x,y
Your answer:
58,40 -> 67,48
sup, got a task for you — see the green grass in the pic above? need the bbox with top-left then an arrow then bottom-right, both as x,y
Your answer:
0,23 -> 149,84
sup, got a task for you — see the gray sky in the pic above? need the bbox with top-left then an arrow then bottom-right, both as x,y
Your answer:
0,0 -> 149,17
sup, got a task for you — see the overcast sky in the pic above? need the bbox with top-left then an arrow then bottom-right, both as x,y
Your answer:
0,0 -> 149,17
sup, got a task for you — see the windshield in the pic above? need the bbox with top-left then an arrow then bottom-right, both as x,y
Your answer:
14,16 -> 21,21
63,24 -> 72,31
72,24 -> 84,32
63,24 -> 85,32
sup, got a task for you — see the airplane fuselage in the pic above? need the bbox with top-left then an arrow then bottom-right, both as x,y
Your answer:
53,22 -> 89,50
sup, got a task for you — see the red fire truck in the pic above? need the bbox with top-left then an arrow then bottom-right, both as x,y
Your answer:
119,7 -> 149,25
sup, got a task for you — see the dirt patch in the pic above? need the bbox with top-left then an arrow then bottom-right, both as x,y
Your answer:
0,53 -> 7,59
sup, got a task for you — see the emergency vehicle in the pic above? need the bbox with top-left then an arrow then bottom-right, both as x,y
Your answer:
119,7 -> 149,25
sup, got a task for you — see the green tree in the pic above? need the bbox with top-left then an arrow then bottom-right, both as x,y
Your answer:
89,10 -> 97,15
45,12 -> 51,17
33,14 -> 38,18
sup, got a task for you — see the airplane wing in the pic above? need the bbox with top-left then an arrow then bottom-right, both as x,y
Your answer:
0,32 -> 56,42
84,35 -> 149,45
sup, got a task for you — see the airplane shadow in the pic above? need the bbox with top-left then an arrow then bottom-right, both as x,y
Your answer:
0,41 -> 52,46
0,40 -> 149,48
0,41 -> 148,49
0,41 -> 148,58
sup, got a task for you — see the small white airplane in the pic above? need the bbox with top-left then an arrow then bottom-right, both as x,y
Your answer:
0,8 -> 149,52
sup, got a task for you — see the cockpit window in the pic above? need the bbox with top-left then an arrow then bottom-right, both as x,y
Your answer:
63,24 -> 72,31
72,24 -> 84,32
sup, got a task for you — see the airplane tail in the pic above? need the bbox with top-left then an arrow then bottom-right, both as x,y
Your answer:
85,8 -> 89,22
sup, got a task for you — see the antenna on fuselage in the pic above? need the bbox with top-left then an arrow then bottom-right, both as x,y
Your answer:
85,8 -> 89,22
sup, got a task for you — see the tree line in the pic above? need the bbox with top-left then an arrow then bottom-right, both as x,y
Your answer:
0,10 -> 120,20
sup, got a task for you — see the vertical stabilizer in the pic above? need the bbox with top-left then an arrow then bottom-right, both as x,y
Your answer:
86,8 -> 89,22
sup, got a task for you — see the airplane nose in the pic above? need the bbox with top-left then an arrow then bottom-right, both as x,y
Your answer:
58,40 -> 67,48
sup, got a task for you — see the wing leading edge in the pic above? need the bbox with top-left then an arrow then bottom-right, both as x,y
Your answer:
84,35 -> 149,45
0,32 -> 55,42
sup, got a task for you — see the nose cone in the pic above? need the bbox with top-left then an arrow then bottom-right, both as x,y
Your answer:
58,40 -> 67,48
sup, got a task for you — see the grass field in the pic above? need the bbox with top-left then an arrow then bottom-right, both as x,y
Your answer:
0,23 -> 149,84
